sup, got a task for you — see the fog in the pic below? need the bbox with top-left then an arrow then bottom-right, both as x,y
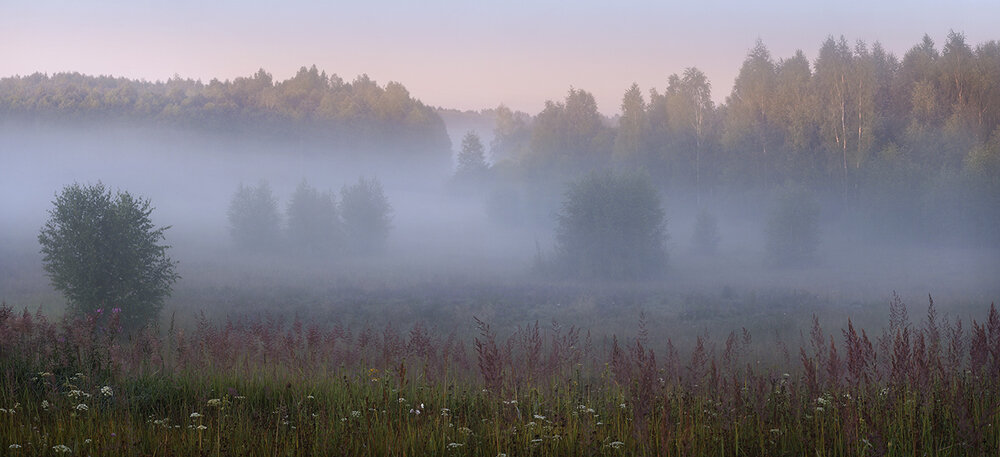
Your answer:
3,121 -> 998,324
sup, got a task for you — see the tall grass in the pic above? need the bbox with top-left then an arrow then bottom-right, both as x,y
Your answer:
1,295 -> 997,456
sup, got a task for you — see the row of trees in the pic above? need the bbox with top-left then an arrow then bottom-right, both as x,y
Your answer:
228,177 -> 393,256
483,32 -> 999,189
464,32 -> 1000,246
0,66 -> 451,157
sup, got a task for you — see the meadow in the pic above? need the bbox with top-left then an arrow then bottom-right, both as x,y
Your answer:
1,292 -> 998,456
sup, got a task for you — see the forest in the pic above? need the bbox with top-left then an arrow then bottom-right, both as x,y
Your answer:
4,33 -> 999,247
2,31 -> 999,455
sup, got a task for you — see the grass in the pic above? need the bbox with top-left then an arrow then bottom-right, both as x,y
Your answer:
1,295 -> 998,456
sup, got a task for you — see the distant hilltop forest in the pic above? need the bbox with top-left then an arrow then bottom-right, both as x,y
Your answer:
0,65 -> 451,157
2,33 -> 999,206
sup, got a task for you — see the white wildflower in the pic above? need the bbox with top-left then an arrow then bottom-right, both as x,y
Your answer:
41,400 -> 49,410
447,442 -> 464,449
458,426 -> 473,435
608,441 -> 625,449
190,412 -> 202,418
306,395 -> 315,400
84,439 -> 92,444
533,414 -> 546,420
351,410 -> 361,418
440,408 -> 450,416
8,444 -> 22,449
196,425 -> 208,430
207,398 -> 222,407
52,445 -> 72,453
398,397 -> 406,403
619,403 -> 626,409
75,403 -> 88,411
101,386 -> 113,397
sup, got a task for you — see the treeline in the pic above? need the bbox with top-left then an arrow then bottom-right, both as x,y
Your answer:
0,66 -> 451,158
482,32 -> 1000,246
228,178 -> 393,257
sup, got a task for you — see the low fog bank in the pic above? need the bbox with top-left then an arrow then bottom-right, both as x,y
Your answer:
1,124 -> 998,318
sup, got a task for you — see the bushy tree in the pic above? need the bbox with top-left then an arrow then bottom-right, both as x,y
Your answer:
38,182 -> 179,328
554,171 -> 667,279
765,186 -> 821,266
228,180 -> 281,252
692,210 -> 721,255
286,180 -> 340,255
340,176 -> 393,254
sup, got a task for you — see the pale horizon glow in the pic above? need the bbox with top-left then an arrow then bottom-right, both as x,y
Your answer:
2,0 -> 997,115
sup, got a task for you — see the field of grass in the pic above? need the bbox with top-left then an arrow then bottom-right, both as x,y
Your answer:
1,293 -> 998,456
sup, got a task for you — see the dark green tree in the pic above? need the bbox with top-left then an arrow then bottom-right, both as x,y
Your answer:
38,182 -> 179,328
554,171 -> 667,279
228,180 -> 282,252
340,176 -> 393,254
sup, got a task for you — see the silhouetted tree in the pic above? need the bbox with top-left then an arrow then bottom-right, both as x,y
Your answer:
554,171 -> 667,279
456,131 -> 489,177
286,180 -> 340,255
228,180 -> 282,252
340,177 -> 393,254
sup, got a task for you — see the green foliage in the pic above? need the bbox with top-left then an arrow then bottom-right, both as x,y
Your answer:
692,210 -> 721,255
0,67 -> 450,157
227,181 -> 281,252
37,182 -> 178,327
286,180 -> 340,255
340,177 -> 393,254
554,171 -> 667,279
527,88 -> 613,175
765,186 -> 821,266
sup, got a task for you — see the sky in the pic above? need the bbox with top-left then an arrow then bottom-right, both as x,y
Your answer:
2,0 -> 998,115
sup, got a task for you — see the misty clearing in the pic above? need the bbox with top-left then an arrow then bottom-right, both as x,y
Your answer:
2,29 -> 1000,456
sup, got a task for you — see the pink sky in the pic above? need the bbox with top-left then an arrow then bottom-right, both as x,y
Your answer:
2,1 -> 997,115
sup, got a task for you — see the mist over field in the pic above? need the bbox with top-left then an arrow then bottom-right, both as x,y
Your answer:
2,105 -> 997,325
3,3 -> 1000,448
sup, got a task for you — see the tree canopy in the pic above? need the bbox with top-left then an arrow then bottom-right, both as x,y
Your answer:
0,66 -> 450,158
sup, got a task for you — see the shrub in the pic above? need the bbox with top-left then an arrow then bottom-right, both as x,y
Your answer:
37,182 -> 178,328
